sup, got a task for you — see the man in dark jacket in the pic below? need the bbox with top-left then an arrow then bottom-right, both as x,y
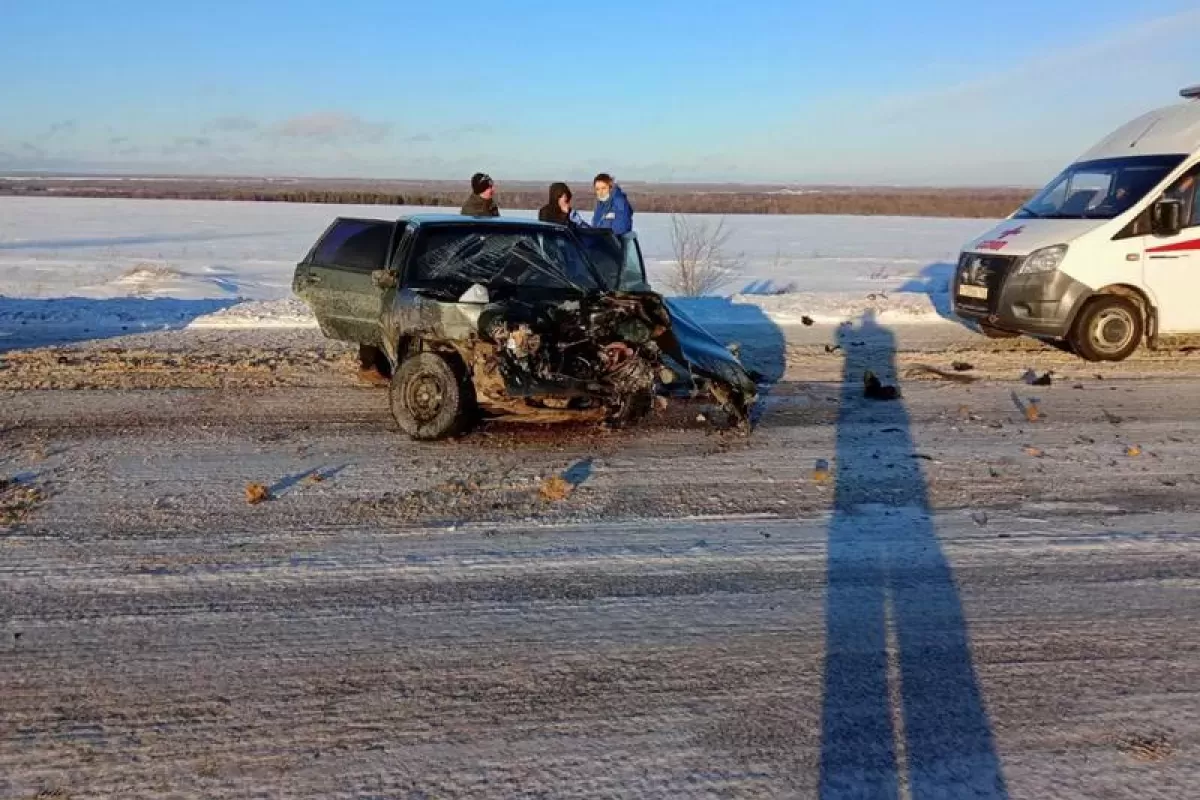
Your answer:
537,182 -> 588,226
591,173 -> 633,234
461,172 -> 500,217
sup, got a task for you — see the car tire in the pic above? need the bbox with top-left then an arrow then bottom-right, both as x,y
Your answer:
1069,295 -> 1144,362
390,352 -> 475,440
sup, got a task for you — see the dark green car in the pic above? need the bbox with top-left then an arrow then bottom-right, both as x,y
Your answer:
294,214 -> 757,440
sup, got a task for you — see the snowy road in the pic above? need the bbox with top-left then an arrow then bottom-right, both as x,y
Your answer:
3,328 -> 1200,798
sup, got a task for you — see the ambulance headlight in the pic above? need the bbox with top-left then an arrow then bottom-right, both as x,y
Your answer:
1017,245 -> 1068,275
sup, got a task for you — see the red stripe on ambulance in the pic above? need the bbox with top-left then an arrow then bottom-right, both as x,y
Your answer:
1147,238 -> 1200,253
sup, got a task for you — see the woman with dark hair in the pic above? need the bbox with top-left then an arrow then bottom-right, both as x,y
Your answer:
538,182 -> 588,227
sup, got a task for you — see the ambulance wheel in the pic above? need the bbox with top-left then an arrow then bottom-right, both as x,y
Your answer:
1070,295 -> 1143,362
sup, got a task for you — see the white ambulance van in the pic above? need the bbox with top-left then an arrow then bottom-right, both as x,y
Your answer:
954,85 -> 1200,361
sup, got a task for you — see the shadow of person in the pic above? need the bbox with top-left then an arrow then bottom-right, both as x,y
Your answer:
896,261 -> 957,322
820,310 -> 1008,799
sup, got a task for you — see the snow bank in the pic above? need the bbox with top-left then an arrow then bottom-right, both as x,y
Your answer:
0,196 -> 989,342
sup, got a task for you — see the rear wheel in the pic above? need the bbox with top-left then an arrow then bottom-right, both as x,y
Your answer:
390,352 -> 475,440
1069,295 -> 1144,362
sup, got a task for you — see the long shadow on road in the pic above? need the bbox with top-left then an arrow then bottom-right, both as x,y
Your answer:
821,311 -> 1007,799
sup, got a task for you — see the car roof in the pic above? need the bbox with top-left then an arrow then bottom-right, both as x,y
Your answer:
403,214 -> 563,230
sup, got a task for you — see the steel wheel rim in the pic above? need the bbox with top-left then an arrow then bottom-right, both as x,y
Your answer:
1090,307 -> 1136,355
406,373 -> 445,423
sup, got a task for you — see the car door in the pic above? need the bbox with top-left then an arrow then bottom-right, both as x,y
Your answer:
1143,166 -> 1200,332
297,219 -> 402,345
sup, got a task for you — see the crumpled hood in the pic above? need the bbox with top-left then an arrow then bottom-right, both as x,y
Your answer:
963,218 -> 1112,256
658,299 -> 758,420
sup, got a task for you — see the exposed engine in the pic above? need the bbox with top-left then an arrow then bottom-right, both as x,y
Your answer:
474,294 -> 673,425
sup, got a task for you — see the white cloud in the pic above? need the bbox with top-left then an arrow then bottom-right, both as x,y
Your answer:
269,111 -> 391,143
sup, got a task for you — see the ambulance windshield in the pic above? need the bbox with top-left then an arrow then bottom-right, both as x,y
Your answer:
1016,155 -> 1186,220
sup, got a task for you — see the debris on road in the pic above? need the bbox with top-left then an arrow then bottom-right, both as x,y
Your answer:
1023,369 -> 1054,386
1126,445 -> 1143,457
907,364 -> 978,384
539,476 -> 574,502
863,370 -> 900,400
972,510 -> 989,527
1024,446 -> 1045,458
1116,732 -> 1174,763
952,361 -> 975,372
245,483 -> 272,505
1,480 -> 45,527
801,315 -> 814,327
1011,391 -> 1041,422
1103,409 -> 1124,425
813,459 -> 831,483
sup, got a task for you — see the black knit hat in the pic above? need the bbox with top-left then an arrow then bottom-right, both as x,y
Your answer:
471,172 -> 493,194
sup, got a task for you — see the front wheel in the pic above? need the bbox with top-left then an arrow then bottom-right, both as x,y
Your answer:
390,352 -> 475,440
1069,295 -> 1144,362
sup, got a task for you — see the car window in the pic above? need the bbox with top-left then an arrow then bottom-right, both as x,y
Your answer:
408,227 -> 599,299
620,236 -> 650,291
312,219 -> 393,271
575,230 -> 624,289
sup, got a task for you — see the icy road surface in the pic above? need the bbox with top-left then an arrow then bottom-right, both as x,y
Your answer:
2,197 -> 1198,797
3,321 -> 1200,798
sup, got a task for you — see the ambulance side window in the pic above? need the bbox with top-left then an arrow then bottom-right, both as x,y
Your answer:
1164,166 -> 1200,229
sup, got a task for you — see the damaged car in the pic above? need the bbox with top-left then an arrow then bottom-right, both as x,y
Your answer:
293,215 -> 757,440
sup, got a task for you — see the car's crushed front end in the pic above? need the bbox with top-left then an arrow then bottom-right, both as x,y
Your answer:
379,224 -> 758,429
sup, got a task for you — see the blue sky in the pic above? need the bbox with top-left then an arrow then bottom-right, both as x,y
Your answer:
2,0 -> 1200,185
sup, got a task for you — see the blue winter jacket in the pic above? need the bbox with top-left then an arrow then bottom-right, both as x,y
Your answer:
592,185 -> 634,235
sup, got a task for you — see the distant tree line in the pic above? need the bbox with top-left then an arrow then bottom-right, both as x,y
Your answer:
0,180 -> 1031,219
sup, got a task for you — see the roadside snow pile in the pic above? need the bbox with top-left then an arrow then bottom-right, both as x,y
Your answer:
189,298 -> 318,329
727,289 -> 951,326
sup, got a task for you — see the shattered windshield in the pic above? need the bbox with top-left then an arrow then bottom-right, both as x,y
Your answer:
575,230 -> 623,290
408,226 -> 601,300
575,229 -> 650,292
1016,155 -> 1185,220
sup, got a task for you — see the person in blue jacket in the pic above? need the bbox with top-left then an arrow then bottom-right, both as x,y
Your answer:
591,173 -> 634,235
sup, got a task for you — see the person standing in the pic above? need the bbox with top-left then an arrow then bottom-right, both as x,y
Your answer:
591,173 -> 633,234
538,182 -> 588,226
460,172 -> 500,217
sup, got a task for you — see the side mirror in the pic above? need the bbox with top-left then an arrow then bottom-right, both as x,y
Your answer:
371,270 -> 397,290
1152,199 -> 1183,237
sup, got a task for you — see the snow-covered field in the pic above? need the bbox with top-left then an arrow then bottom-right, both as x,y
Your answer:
0,197 -> 992,342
